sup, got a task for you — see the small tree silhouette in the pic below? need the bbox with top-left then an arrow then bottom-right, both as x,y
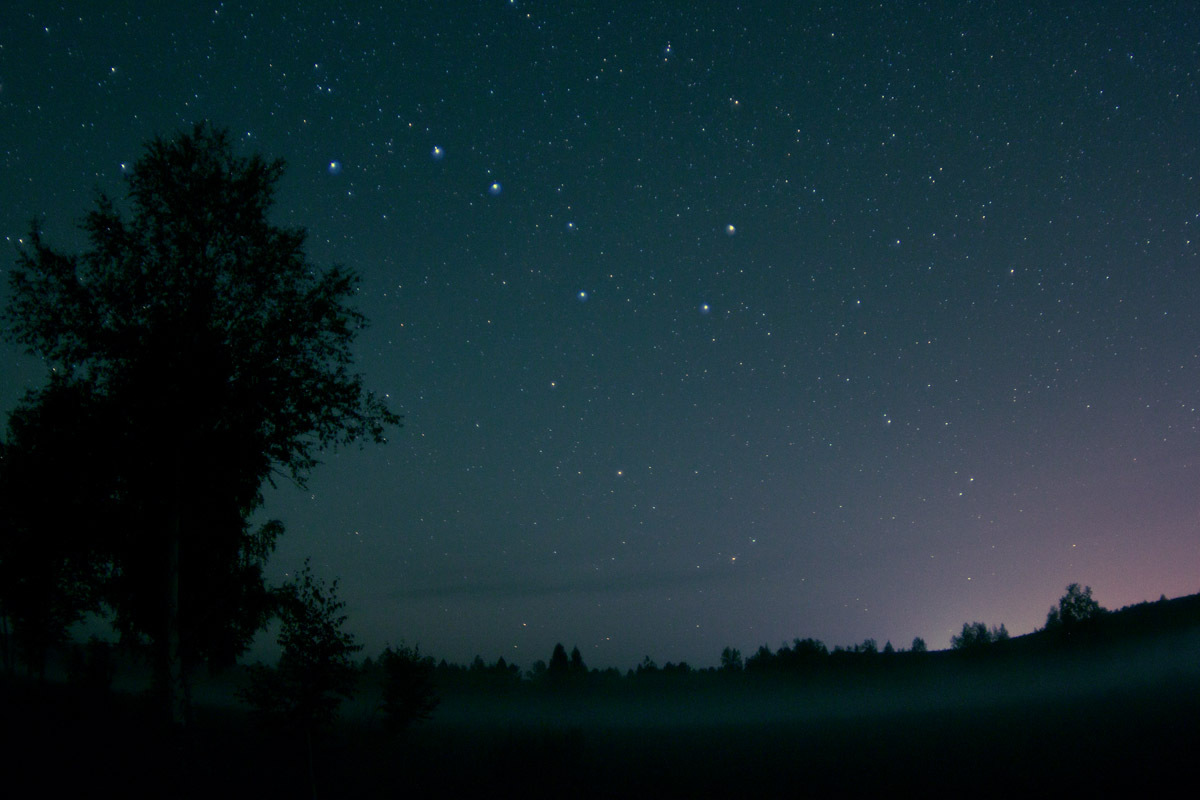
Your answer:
568,645 -> 587,677
1045,583 -> 1105,642
378,643 -> 439,734
546,642 -> 570,682
1045,583 -> 1104,629
241,560 -> 362,796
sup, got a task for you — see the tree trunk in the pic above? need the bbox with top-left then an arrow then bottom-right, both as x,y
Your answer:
0,611 -> 10,675
307,727 -> 319,800
165,476 -> 188,727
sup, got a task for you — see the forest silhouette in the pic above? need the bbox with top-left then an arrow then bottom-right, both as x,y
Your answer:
3,125 -> 1199,795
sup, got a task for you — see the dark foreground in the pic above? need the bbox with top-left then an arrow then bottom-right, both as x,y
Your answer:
5,647 -> 1198,799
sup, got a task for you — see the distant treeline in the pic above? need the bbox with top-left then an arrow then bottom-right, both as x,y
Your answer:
394,584 -> 1200,695
9,583 -> 1199,724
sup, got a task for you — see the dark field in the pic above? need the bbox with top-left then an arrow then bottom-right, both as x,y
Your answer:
5,627 -> 1199,797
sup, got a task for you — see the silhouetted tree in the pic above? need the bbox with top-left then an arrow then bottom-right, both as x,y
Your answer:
3,122 -> 399,724
745,638 -> 829,675
1045,583 -> 1105,632
487,656 -> 523,689
0,378 -> 112,678
635,655 -> 659,676
720,646 -> 743,672
241,561 -> 361,795
778,637 -> 829,672
454,654 -> 522,691
950,622 -> 1010,653
547,642 -> 570,681
792,637 -> 829,658
910,636 -> 928,653
745,644 -> 775,673
378,643 -> 439,734
568,645 -> 587,677
951,621 -> 994,652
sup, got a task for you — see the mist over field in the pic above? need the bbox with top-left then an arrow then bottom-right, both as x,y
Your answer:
6,593 -> 1200,795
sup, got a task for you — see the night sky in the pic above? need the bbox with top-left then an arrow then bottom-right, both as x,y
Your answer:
2,2 -> 1198,669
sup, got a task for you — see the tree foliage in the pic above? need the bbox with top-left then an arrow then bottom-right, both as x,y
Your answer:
378,644 -> 439,733
2,122 -> 399,715
1045,583 -> 1105,632
240,561 -> 362,732
0,378 -> 112,677
950,621 -> 1008,652
745,638 -> 829,674
538,642 -> 589,685
6,123 -> 398,471
568,645 -> 587,676
547,642 -> 570,681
